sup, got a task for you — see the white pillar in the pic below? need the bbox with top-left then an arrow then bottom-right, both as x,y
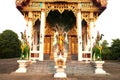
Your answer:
77,9 -> 82,61
90,21 -> 94,60
27,12 -> 33,56
89,12 -> 97,60
39,10 -> 45,61
90,20 -> 97,60
90,21 -> 94,50
28,20 -> 32,48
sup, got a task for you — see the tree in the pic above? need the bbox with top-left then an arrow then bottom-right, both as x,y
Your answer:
0,30 -> 21,58
101,40 -> 111,60
110,39 -> 120,60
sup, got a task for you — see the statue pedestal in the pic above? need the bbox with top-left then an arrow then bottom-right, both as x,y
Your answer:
93,61 -> 107,74
54,66 -> 67,78
54,52 -> 67,78
16,60 -> 29,73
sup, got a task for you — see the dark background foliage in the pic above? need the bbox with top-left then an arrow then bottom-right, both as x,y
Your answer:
102,39 -> 120,60
0,30 -> 21,59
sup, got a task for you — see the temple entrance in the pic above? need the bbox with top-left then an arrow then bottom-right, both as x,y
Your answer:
31,10 -> 91,60
44,36 -> 51,60
31,10 -> 77,60
46,10 -> 76,60
70,36 -> 78,60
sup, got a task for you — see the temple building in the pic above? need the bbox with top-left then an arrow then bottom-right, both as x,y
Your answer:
16,0 -> 107,61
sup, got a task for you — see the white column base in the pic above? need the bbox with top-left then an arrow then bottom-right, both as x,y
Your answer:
39,54 -> 44,61
16,60 -> 28,73
54,67 -> 67,78
78,51 -> 82,61
95,68 -> 107,74
94,61 -> 108,74
16,67 -> 27,73
54,72 -> 67,78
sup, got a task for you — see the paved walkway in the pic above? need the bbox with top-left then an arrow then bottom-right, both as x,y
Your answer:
0,73 -> 112,80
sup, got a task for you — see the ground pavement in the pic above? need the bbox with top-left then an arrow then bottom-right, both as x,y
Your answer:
0,58 -> 120,80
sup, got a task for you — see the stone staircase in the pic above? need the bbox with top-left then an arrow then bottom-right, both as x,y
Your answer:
65,61 -> 94,75
27,60 -> 94,75
27,61 -> 55,74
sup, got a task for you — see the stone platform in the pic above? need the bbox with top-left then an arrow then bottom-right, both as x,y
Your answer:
1,59 -> 120,80
27,60 -> 94,75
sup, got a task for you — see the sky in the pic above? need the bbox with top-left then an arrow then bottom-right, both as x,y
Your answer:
0,0 -> 120,45
0,0 -> 26,37
95,0 -> 120,45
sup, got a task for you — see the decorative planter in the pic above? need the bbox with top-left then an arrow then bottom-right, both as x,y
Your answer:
16,60 -> 29,73
94,61 -> 107,74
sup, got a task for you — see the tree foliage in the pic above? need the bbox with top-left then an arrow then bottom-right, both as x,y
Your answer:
0,30 -> 21,58
101,40 -> 111,60
110,39 -> 120,60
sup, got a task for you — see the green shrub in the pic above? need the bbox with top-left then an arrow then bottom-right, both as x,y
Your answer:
0,30 -> 21,59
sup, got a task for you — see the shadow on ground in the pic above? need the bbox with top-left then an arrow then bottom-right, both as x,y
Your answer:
0,58 -> 19,74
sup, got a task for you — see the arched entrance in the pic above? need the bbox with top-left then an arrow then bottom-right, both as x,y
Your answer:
82,19 -> 91,60
45,10 -> 76,60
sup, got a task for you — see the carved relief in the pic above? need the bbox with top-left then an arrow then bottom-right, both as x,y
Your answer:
32,12 -> 41,25
31,2 -> 41,7
45,3 -> 78,15
81,12 -> 98,24
93,12 -> 98,21
80,2 -> 93,8
45,25 -> 54,35
68,26 -> 77,36
81,12 -> 90,23
23,11 -> 40,26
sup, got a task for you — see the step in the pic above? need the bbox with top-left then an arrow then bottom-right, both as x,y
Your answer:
27,60 -> 94,75
65,61 -> 94,75
27,61 -> 55,74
